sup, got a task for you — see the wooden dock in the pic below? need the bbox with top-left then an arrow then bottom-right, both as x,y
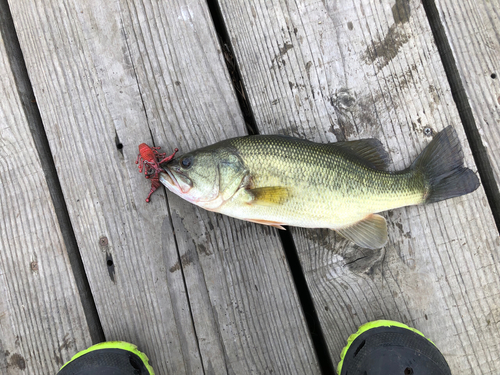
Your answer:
1,0 -> 499,373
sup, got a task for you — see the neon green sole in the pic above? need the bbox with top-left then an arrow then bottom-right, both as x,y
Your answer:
58,341 -> 155,375
337,320 -> 432,375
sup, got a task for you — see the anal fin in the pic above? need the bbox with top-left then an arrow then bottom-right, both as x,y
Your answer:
335,214 -> 388,249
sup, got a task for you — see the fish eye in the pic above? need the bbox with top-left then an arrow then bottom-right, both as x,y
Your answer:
180,156 -> 193,169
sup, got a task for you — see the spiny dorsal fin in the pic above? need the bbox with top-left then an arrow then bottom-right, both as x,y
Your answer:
333,139 -> 390,170
247,186 -> 290,206
336,214 -> 388,249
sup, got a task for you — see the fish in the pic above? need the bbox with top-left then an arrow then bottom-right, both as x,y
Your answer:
159,126 -> 480,249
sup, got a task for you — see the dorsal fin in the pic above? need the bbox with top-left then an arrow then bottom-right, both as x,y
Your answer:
333,139 -> 390,170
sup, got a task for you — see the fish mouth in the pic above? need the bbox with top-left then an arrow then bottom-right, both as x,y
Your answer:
160,166 -> 223,209
159,169 -> 178,190
159,168 -> 192,196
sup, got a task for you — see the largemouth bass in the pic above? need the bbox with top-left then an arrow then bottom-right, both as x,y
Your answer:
159,126 -> 479,249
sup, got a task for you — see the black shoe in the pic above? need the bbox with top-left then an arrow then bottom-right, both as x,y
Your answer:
57,341 -> 154,375
338,320 -> 451,375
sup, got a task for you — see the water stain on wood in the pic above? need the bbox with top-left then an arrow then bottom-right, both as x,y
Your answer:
278,42 -> 294,57
59,334 -> 75,351
392,0 -> 411,24
7,353 -> 26,370
364,0 -> 411,70
271,42 -> 294,69
169,251 -> 194,273
197,243 -> 212,256
53,334 -> 75,366
394,221 -> 412,239
364,26 -> 409,69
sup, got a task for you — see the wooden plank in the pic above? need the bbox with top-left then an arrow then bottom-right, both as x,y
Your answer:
217,0 -> 500,373
0,14 -> 92,375
9,0 -> 321,373
431,0 -> 500,224
8,1 -> 199,373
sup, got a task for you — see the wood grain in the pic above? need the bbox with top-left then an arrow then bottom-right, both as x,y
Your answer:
8,0 -> 320,373
218,0 -> 500,373
0,19 -> 91,375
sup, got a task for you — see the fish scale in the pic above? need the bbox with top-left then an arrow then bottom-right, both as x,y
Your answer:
229,135 -> 424,226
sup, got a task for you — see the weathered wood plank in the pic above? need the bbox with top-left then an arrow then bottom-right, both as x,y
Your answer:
8,1 -> 200,372
218,0 -> 500,373
9,0 -> 320,373
0,13 -> 92,375
431,0 -> 500,226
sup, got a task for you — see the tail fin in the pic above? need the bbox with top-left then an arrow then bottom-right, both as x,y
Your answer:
412,126 -> 480,203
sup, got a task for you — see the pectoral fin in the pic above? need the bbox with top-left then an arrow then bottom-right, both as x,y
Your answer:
335,214 -> 388,249
245,218 -> 287,230
247,186 -> 290,206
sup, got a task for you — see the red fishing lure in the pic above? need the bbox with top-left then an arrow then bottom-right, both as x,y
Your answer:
136,143 -> 178,202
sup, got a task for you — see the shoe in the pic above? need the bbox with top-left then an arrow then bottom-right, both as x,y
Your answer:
57,341 -> 154,375
337,320 -> 451,375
